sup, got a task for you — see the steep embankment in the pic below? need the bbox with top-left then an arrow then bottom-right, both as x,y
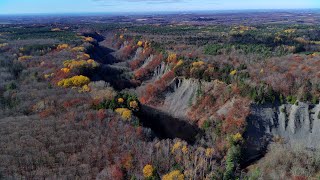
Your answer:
138,60 -> 200,119
161,78 -> 199,119
244,102 -> 320,162
152,61 -> 170,80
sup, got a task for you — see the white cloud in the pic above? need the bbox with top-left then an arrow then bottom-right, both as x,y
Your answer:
93,0 -> 186,4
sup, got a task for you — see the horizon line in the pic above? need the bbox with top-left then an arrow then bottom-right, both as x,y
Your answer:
0,8 -> 319,16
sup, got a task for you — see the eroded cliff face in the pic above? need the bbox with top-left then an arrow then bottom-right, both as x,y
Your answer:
135,60 -> 201,119
244,102 -> 320,162
153,61 -> 170,81
160,78 -> 199,119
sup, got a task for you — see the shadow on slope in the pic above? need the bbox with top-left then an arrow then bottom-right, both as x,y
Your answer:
135,105 -> 201,144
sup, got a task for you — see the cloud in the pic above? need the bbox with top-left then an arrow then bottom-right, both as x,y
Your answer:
93,0 -> 185,3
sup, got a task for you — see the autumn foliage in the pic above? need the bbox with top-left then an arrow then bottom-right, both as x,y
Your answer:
221,98 -> 250,134
57,44 -> 69,50
134,54 -> 163,80
63,59 -> 98,70
115,108 -> 132,120
143,164 -> 154,178
249,54 -> 320,101
140,70 -> 175,104
162,170 -> 184,180
129,47 -> 152,70
57,75 -> 90,88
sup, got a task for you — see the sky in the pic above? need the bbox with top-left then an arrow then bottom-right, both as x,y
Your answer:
0,0 -> 319,15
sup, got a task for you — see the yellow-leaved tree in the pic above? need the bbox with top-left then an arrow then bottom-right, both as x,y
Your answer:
115,108 -> 132,120
162,170 -> 184,180
57,44 -> 69,50
143,164 -> 154,178
84,37 -> 95,42
192,60 -> 205,67
137,41 -> 144,47
58,75 -> 90,88
129,100 -> 139,111
230,70 -> 237,76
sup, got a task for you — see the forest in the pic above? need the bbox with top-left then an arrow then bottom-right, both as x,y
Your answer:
1,12 -> 320,180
